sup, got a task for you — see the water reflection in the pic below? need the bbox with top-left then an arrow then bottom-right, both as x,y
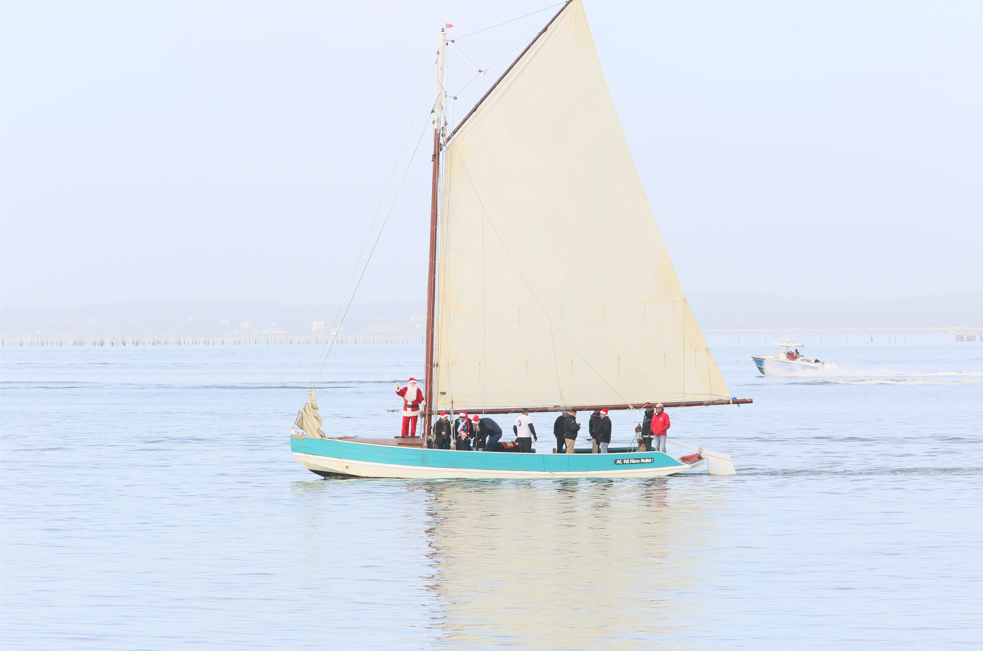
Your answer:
417,478 -> 730,650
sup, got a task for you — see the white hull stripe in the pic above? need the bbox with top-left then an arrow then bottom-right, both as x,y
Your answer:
293,452 -> 700,479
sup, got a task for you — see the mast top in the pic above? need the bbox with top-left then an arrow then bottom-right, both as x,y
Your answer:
434,29 -> 447,137
442,0 -> 572,147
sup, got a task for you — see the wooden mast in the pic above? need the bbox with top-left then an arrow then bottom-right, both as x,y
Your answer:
423,5 -> 571,436
423,28 -> 446,443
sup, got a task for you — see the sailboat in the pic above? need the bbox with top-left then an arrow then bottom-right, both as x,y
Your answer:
291,0 -> 751,479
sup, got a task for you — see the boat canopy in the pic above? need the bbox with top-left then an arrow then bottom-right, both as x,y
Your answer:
774,341 -> 804,348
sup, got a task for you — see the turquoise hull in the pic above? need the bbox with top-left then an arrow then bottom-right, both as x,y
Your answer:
290,437 -> 692,479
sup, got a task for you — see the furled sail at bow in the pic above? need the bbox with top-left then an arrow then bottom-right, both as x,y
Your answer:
295,388 -> 326,438
433,0 -> 730,411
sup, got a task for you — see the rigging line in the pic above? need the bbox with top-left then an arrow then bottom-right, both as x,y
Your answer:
449,36 -> 535,109
485,38 -> 534,74
451,42 -> 481,71
706,346 -> 713,396
473,71 -> 487,111
454,37 -> 526,105
453,2 -> 565,40
449,33 -> 458,126
310,69 -> 436,390
435,160 -> 458,408
313,116 -> 432,385
458,164 -> 635,409
311,113 -> 434,386
307,57 -> 437,390
549,322 -> 565,407
330,58 -> 436,327
445,1 -> 570,147
481,204 -> 488,411
434,162 -> 448,404
452,70 -> 483,98
339,59 -> 435,300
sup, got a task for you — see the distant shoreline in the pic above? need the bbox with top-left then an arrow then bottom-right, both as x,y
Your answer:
1,332 -> 425,347
4,326 -> 980,336
3,326 -> 980,349
4,292 -> 980,333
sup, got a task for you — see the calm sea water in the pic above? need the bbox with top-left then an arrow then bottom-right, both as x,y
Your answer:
2,333 -> 981,649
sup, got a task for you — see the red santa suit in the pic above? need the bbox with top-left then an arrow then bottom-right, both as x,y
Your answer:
396,378 -> 424,437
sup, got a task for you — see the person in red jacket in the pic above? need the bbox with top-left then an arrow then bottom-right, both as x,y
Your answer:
649,403 -> 670,453
395,377 -> 424,437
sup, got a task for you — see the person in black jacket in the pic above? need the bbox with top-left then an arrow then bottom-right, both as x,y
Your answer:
563,409 -> 581,455
553,409 -> 567,454
636,408 -> 655,451
596,408 -> 612,453
453,413 -> 472,450
468,415 -> 483,450
476,417 -> 503,451
588,410 -> 602,453
433,412 -> 452,449
553,411 -> 568,454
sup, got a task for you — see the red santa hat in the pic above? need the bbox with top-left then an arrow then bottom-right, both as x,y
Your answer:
472,415 -> 480,422
600,408 -> 609,415
459,412 -> 467,418
439,411 -> 447,417
408,377 -> 417,382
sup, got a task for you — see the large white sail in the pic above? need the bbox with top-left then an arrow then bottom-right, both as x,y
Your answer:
434,0 -> 730,411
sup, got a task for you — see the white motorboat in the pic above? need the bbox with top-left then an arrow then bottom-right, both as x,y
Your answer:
751,340 -> 835,376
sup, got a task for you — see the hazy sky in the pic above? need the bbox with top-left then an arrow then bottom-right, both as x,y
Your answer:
2,0 -> 981,309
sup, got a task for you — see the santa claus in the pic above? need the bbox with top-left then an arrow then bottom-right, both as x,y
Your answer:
395,377 -> 425,437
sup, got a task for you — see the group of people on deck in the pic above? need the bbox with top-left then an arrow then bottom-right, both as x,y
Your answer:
431,409 -> 534,451
397,376 -> 671,453
551,404 -> 669,454
425,404 -> 670,454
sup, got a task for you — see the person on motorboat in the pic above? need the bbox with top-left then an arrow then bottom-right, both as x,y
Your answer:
433,412 -> 452,449
596,408 -> 612,453
513,408 -> 537,453
553,411 -> 568,454
650,403 -> 670,453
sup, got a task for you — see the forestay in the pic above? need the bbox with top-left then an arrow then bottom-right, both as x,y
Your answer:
434,0 -> 729,411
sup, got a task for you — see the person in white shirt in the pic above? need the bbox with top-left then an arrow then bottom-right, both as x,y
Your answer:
512,408 -> 538,453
